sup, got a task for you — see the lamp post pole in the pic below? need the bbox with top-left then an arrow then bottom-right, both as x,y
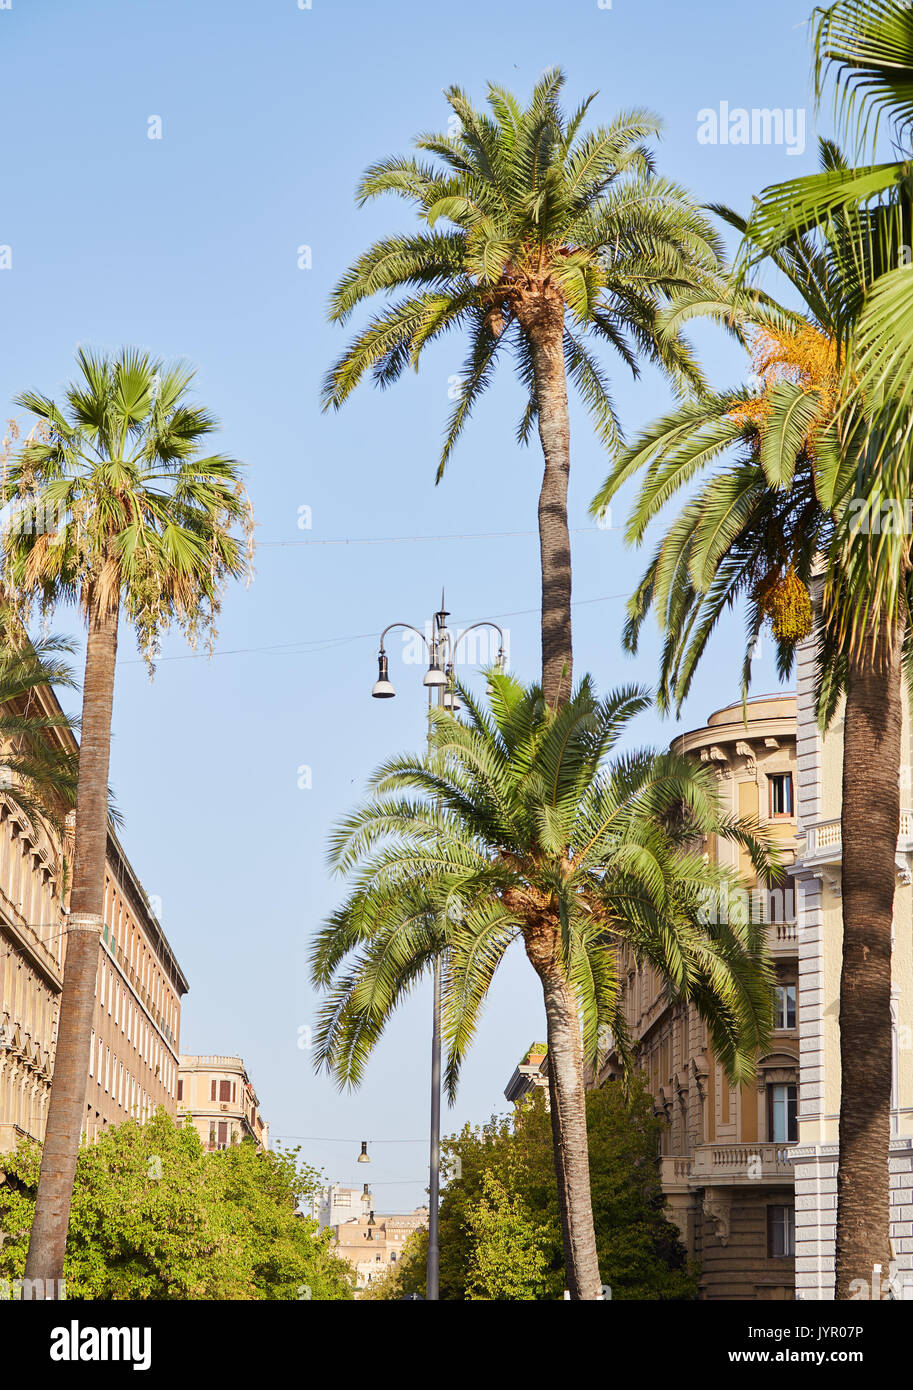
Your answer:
371,593 -> 504,1302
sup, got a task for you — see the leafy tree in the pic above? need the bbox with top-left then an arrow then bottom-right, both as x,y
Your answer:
312,671 -> 774,1299
323,68 -> 721,706
0,1110 -> 353,1300
367,1080 -> 696,1300
2,349 -> 253,1289
463,1170 -> 551,1300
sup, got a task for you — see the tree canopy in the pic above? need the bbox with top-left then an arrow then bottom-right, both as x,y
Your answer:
0,1111 -> 354,1300
364,1079 -> 698,1301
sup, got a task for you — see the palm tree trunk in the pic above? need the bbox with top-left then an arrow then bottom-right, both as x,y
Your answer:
24,584 -> 119,1290
835,613 -> 903,1298
520,295 -> 573,708
526,927 -> 603,1299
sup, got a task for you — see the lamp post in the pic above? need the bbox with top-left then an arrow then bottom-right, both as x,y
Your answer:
371,592 -> 505,1301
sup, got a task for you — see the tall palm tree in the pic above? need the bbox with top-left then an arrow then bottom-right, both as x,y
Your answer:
323,68 -> 721,705
592,160 -> 910,1295
312,672 -> 776,1299
2,347 -> 252,1289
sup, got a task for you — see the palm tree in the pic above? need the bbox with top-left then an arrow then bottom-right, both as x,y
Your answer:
2,347 -> 252,1289
323,68 -> 721,705
312,672 -> 776,1299
746,1 -> 913,422
0,608 -> 79,834
591,158 -> 910,1295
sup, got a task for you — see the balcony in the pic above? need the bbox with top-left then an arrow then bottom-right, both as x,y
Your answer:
768,920 -> 797,956
693,1142 -> 795,1184
800,809 -> 913,867
661,1144 -> 795,1191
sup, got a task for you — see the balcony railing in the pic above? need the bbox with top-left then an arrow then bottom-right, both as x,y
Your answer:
661,1143 -> 795,1188
803,810 -> 913,862
768,920 -> 797,952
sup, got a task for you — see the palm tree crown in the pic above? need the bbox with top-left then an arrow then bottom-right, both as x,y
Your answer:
2,346 -> 252,663
324,68 -> 720,473
312,671 -> 775,1101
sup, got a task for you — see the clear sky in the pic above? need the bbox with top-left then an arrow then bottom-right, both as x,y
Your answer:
1,0 -> 829,1210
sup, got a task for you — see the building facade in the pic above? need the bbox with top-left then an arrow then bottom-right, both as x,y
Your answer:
504,1042 -> 549,1107
330,1207 -> 428,1292
310,1182 -> 372,1228
790,633 -> 913,1298
0,681 -> 188,1153
601,694 -> 800,1300
177,1055 -> 269,1151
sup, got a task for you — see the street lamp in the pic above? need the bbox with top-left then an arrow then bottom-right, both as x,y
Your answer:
372,652 -> 395,699
370,592 -> 505,1302
357,1140 -> 370,1164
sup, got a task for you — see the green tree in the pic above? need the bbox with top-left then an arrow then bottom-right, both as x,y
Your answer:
311,671 -> 774,1299
593,146 -> 911,1296
463,1170 -> 551,1301
323,69 -> 720,706
0,1111 -> 354,1300
432,1079 -> 696,1301
2,349 -> 253,1289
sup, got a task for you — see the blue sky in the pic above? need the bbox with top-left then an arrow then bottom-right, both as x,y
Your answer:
1,0 -> 829,1210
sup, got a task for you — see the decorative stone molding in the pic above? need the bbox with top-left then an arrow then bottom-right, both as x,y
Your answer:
735,741 -> 757,775
812,867 -> 842,898
702,1189 -> 732,1245
692,1052 -> 710,1101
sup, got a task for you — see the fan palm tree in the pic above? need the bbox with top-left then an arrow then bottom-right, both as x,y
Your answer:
323,68 -> 722,705
592,158 -> 911,1295
2,347 -> 253,1289
312,671 -> 776,1299
0,609 -> 79,835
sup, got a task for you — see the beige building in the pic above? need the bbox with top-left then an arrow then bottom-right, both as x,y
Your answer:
601,694 -> 799,1300
790,633 -> 913,1298
331,1207 -> 428,1292
177,1055 -> 268,1151
0,680 -> 187,1153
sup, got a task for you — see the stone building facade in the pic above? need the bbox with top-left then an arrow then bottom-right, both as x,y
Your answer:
600,694 -> 800,1299
0,679 -> 187,1153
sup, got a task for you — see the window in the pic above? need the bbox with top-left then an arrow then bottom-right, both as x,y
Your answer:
767,1205 -> 795,1258
219,1080 -> 232,1103
177,1079 -> 183,1102
775,984 -> 797,1030
210,1079 -> 217,1102
769,773 -> 793,818
217,1121 -> 228,1148
769,1083 -> 798,1143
